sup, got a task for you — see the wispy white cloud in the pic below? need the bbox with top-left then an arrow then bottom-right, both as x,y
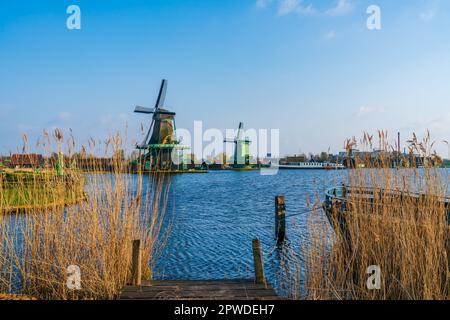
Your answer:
419,8 -> 437,22
277,0 -> 316,16
354,106 -> 385,117
277,0 -> 299,15
418,0 -> 439,22
295,2 -> 316,15
326,0 -> 354,16
405,112 -> 450,136
257,0 -> 354,17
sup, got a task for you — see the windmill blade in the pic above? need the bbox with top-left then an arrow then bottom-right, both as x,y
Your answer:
157,110 -> 176,116
134,106 -> 155,114
155,79 -> 168,109
236,122 -> 244,140
139,117 -> 155,148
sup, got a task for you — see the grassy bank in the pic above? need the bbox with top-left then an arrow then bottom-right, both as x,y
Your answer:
1,169 -> 85,213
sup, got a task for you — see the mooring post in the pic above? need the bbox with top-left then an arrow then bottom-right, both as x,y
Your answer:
342,184 -> 348,211
275,195 -> 286,244
131,239 -> 142,286
252,239 -> 266,286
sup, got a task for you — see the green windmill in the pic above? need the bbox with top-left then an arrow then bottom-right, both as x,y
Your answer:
224,122 -> 251,169
134,79 -> 186,171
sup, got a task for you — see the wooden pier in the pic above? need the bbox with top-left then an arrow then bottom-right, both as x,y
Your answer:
119,279 -> 279,300
120,238 -> 280,300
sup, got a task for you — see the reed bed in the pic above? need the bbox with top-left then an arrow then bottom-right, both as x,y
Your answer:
298,131 -> 450,300
0,130 -> 170,299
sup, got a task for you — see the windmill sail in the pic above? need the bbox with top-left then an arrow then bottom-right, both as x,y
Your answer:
155,79 -> 167,109
134,106 -> 155,114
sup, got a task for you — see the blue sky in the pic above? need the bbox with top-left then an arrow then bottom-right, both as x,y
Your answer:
1,0 -> 449,157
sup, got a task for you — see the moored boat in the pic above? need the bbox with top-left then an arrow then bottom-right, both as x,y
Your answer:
274,162 -> 345,170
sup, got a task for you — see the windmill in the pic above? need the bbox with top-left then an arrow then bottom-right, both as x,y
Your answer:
224,122 -> 251,168
134,79 -> 182,171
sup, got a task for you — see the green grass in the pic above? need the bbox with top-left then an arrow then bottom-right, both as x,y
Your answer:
0,170 -> 85,211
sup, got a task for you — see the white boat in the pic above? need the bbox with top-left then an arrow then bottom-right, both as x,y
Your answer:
275,162 -> 346,170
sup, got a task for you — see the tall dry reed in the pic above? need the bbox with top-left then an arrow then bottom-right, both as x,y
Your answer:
300,131 -> 449,300
0,129 -> 170,299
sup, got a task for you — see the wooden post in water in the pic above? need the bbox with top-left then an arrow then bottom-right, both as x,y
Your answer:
252,239 -> 266,286
275,196 -> 286,244
131,239 -> 142,286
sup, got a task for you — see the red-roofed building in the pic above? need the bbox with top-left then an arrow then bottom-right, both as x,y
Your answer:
10,154 -> 44,168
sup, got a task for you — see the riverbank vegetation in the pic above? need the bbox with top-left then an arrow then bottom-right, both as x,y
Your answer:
299,131 -> 449,300
0,169 -> 85,213
0,130 -> 169,299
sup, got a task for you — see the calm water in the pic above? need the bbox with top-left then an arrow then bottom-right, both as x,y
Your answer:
151,170 -> 346,286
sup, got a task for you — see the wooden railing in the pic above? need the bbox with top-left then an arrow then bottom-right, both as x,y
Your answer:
324,185 -> 450,224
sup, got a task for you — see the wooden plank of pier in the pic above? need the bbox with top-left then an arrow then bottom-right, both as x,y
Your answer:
119,279 -> 280,300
